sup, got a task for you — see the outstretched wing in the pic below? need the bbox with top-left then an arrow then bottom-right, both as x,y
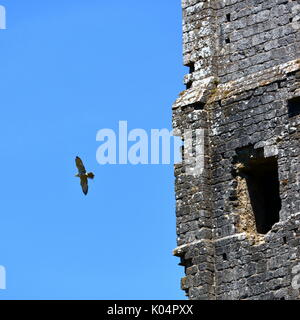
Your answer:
75,156 -> 86,175
80,175 -> 88,195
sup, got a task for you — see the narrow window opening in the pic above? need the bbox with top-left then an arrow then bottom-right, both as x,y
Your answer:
226,13 -> 231,22
225,37 -> 231,44
193,102 -> 205,110
234,145 -> 281,234
283,236 -> 287,244
186,81 -> 192,90
289,17 -> 293,23
186,62 -> 195,74
288,96 -> 300,118
181,139 -> 185,162
182,102 -> 205,111
222,253 -> 228,261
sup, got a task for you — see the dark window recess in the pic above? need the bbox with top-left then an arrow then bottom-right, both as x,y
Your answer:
225,37 -> 231,44
181,139 -> 184,161
188,101 -> 205,110
288,96 -> 300,118
226,13 -> 231,22
283,236 -> 287,244
186,81 -> 193,90
234,145 -> 281,234
186,62 -> 195,74
222,253 -> 228,261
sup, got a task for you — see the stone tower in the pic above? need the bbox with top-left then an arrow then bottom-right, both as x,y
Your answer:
173,0 -> 300,299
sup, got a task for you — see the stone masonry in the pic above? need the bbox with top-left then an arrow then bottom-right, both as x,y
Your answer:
172,0 -> 300,299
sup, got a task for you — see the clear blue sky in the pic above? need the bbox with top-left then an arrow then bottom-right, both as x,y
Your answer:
0,1 -> 186,299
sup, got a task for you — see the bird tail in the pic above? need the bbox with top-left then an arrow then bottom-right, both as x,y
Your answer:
87,172 -> 95,179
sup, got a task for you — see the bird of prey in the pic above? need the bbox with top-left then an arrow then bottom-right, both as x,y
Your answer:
75,156 -> 95,195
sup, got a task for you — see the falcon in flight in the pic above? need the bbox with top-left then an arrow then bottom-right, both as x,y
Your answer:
75,156 -> 95,195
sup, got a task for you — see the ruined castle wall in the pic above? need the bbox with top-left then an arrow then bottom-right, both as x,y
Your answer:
216,0 -> 300,83
183,0 -> 300,86
209,72 -> 300,299
173,0 -> 300,300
